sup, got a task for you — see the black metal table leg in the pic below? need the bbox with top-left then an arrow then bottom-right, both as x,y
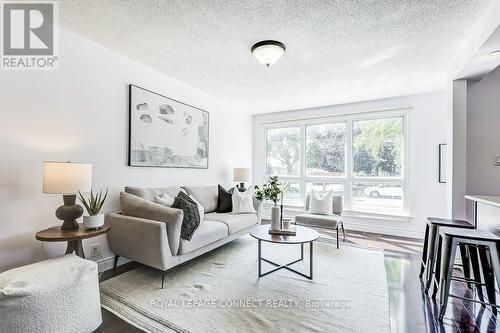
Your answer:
310,241 -> 313,279
336,225 -> 339,249
469,245 -> 486,304
258,239 -> 261,277
431,231 -> 442,297
420,224 -> 430,278
478,246 -> 496,310
258,241 -> 314,280
425,225 -> 438,293
458,244 -> 472,288
438,236 -> 458,320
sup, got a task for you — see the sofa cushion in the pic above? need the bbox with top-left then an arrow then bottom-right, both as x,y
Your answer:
204,212 -> 257,234
178,220 -> 228,255
295,213 -> 341,229
305,194 -> 343,215
125,186 -> 185,202
182,186 -> 218,213
217,185 -> 233,213
308,189 -> 333,215
171,195 -> 200,241
232,189 -> 256,214
189,195 -> 205,224
155,193 -> 175,207
120,192 -> 183,255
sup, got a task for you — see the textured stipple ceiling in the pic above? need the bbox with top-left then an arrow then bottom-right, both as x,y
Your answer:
60,0 -> 494,113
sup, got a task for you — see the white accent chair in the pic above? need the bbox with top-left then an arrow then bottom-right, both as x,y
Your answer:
0,254 -> 102,333
295,194 -> 346,248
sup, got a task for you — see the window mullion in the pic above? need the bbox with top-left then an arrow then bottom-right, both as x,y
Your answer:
345,119 -> 353,210
300,124 -> 307,205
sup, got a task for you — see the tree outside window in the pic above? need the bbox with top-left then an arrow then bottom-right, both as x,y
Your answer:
352,117 -> 402,177
306,123 -> 346,177
266,127 -> 300,176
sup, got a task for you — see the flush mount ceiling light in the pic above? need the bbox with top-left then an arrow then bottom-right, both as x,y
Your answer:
251,40 -> 286,67
488,50 -> 500,57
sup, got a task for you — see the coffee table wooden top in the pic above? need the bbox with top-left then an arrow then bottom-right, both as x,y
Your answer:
35,223 -> 110,242
250,224 -> 319,244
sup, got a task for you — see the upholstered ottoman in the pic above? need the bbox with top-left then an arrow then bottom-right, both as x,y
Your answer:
0,254 -> 102,333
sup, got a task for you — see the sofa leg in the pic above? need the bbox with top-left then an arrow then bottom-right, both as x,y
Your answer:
113,255 -> 119,275
161,270 -> 166,289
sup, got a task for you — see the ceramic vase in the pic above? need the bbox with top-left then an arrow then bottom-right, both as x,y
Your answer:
83,214 -> 104,229
271,205 -> 281,230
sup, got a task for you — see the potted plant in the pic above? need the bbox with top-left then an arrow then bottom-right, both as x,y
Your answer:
254,176 -> 282,230
78,189 -> 108,229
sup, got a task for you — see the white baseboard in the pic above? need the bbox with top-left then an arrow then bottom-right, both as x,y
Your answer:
342,221 -> 423,239
94,255 -> 131,273
96,255 -> 115,272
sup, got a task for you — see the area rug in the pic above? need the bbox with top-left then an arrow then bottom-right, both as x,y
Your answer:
100,235 -> 390,333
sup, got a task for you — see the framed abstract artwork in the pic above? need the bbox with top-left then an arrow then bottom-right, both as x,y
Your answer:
128,84 -> 209,168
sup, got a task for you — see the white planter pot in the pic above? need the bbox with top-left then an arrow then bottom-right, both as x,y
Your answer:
83,214 -> 104,229
270,206 -> 281,230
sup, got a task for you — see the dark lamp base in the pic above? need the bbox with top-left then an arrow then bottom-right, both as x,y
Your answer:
55,194 -> 83,231
236,183 -> 247,192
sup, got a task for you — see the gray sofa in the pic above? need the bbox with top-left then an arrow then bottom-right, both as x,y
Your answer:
106,185 -> 261,287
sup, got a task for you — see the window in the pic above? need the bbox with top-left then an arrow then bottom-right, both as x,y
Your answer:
306,123 -> 346,177
283,182 -> 301,205
266,127 -> 300,176
264,111 -> 407,216
352,117 -> 402,177
351,183 -> 403,215
305,182 -> 344,196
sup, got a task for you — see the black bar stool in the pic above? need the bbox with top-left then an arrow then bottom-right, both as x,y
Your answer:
420,217 -> 474,295
437,227 -> 500,320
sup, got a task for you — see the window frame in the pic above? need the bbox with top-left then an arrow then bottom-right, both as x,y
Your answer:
263,108 -> 410,217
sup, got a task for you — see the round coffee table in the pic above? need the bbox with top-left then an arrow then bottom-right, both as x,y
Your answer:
35,223 -> 110,258
249,224 -> 319,279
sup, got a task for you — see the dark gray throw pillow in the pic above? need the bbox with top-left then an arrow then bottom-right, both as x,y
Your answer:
217,185 -> 233,213
171,196 -> 200,241
177,191 -> 194,203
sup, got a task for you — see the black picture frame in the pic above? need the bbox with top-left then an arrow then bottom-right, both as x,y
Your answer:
128,84 -> 210,169
438,143 -> 446,183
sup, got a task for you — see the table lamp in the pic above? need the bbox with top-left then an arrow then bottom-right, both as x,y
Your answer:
43,161 -> 92,230
233,168 -> 250,192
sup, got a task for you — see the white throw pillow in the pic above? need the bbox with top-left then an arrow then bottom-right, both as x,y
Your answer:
189,195 -> 205,223
155,193 -> 175,207
308,189 -> 333,215
231,189 -> 256,214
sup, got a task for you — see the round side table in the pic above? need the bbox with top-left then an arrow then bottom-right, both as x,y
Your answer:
35,223 -> 110,258
249,224 -> 319,279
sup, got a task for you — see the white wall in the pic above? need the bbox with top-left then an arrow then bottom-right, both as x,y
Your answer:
0,29 -> 252,273
451,80 -> 468,220
466,66 -> 500,196
253,92 -> 448,238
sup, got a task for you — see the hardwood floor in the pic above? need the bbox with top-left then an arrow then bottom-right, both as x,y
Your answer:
97,229 -> 499,333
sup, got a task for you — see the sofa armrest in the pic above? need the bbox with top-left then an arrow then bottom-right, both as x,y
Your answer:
119,192 -> 184,256
106,212 -> 176,270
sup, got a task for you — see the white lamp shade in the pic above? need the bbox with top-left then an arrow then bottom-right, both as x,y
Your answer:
43,162 -> 92,194
252,44 -> 285,67
233,168 -> 250,182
